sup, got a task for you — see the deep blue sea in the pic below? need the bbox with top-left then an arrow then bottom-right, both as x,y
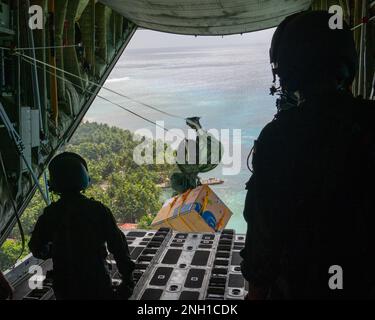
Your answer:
86,31 -> 277,233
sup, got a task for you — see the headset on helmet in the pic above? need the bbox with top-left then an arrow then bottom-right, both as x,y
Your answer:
269,12 -> 302,85
270,10 -> 358,96
48,152 -> 91,194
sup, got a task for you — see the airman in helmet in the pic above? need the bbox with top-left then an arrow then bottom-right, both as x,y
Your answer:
241,11 -> 375,299
29,152 -> 135,300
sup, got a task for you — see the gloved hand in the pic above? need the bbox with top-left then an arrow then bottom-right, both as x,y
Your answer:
0,272 -> 13,300
115,280 -> 134,300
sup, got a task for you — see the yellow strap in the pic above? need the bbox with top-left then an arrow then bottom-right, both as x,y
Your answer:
200,187 -> 221,231
160,195 -> 180,230
216,208 -> 227,231
168,196 -> 179,212
200,187 -> 211,214
164,190 -> 194,231
176,189 -> 194,231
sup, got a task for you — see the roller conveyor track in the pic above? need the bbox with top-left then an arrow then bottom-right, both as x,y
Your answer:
6,228 -> 247,300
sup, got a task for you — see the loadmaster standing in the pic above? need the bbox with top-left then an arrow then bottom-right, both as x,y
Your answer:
29,152 -> 135,300
241,10 -> 375,299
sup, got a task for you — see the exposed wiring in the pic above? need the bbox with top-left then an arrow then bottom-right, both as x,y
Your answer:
371,71 -> 375,100
15,52 -> 188,122
43,171 -> 50,204
0,152 -> 25,265
20,55 -> 188,141
96,94 -> 170,133
0,103 -> 50,205
16,44 -> 81,51
0,44 -> 81,51
351,15 -> 375,31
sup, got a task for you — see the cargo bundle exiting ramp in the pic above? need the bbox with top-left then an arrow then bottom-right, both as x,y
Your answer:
151,185 -> 233,233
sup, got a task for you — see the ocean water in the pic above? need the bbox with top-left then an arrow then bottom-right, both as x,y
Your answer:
86,31 -> 277,233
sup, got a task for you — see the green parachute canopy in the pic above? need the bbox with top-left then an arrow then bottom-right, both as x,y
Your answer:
171,117 -> 223,194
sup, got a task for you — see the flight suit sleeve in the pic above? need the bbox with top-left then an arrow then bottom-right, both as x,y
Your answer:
28,209 -> 53,260
102,205 -> 135,285
0,271 -> 13,300
241,122 -> 287,289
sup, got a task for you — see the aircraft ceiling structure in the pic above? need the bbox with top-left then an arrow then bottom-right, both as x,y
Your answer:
99,0 -> 313,35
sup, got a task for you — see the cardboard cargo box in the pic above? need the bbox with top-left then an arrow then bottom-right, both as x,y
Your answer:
151,185 -> 233,233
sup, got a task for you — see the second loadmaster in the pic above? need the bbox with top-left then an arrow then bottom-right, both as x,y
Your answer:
29,152 -> 135,300
241,11 -> 375,299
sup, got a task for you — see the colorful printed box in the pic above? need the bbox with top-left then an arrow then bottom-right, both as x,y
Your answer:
151,185 -> 233,233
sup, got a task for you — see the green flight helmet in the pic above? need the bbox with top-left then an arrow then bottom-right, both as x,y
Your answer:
48,152 -> 91,194
270,10 -> 358,93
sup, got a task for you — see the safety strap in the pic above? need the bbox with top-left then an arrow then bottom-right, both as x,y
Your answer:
176,189 -> 194,231
199,188 -> 220,231
163,192 -> 189,230
199,187 -> 211,215
215,208 -> 228,232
